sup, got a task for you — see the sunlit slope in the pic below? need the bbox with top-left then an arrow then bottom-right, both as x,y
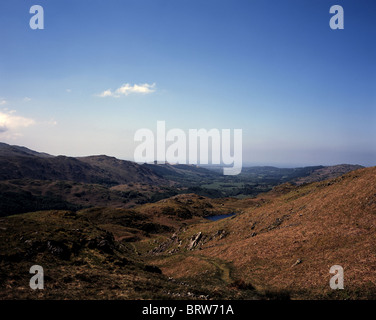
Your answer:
157,167 -> 376,299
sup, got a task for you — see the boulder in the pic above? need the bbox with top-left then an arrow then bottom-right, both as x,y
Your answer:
188,232 -> 202,250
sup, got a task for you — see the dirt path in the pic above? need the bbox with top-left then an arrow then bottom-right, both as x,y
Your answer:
212,259 -> 232,284
130,243 -> 139,255
193,254 -> 232,284
146,250 -> 233,284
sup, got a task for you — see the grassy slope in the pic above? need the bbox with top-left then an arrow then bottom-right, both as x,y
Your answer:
0,210 -> 251,299
1,167 -> 375,299
0,201 -> 263,299
149,167 -> 376,299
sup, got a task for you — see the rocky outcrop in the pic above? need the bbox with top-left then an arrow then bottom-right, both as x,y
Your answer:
188,232 -> 202,250
87,231 -> 115,254
47,240 -> 71,260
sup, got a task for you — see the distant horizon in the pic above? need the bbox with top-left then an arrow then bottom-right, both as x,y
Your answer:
0,140 -> 371,169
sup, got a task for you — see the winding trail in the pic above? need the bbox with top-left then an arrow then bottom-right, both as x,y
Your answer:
193,254 -> 232,284
129,243 -> 139,255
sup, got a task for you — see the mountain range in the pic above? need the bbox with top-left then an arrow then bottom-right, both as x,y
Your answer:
0,142 -> 374,300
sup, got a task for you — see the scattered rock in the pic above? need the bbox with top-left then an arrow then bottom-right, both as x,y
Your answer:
87,232 -> 115,254
47,240 -> 71,260
292,259 -> 302,267
188,232 -> 202,250
214,230 -> 228,240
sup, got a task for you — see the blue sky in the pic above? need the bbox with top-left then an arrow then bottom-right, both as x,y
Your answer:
0,0 -> 375,166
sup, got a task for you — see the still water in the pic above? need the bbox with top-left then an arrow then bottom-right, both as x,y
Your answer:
206,213 -> 236,221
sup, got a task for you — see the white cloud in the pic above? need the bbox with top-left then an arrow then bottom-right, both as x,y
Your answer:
66,89 -> 72,93
23,97 -> 32,102
116,83 -> 156,95
0,110 -> 35,133
0,99 -> 7,106
97,83 -> 156,98
98,89 -> 113,98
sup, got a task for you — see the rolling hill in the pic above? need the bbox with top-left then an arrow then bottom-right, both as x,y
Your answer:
0,142 -> 53,158
0,142 -> 367,218
0,144 -> 167,186
148,166 -> 376,299
0,148 -> 374,299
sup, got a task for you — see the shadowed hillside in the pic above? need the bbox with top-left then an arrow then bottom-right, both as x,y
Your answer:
0,143 -> 167,186
0,208 -> 266,300
0,142 -> 54,158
